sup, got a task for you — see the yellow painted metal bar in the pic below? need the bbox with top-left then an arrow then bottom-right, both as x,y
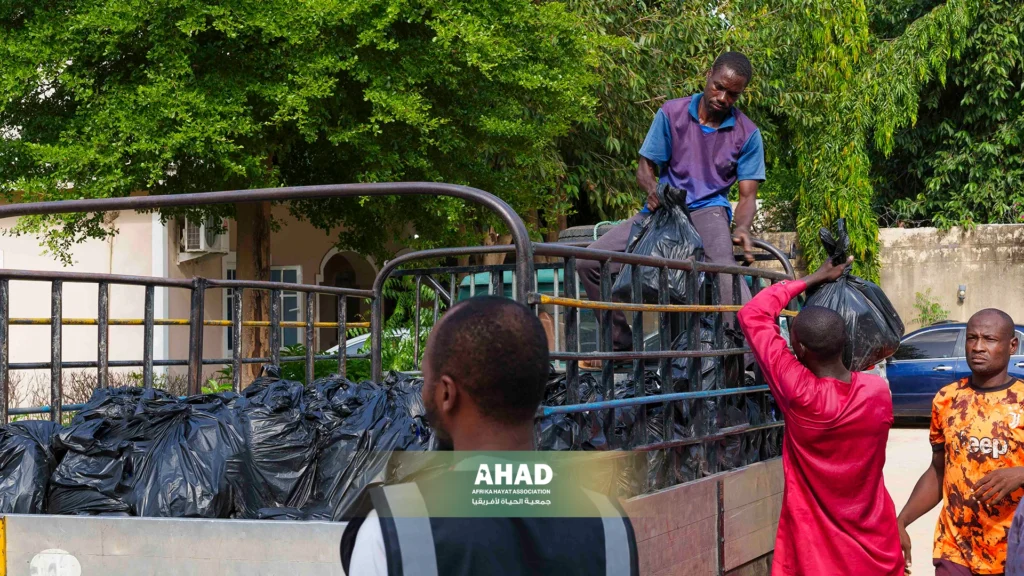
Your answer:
8,318 -> 370,328
0,515 -> 6,576
533,294 -> 799,318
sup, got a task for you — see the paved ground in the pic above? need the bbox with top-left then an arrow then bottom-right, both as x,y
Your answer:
884,426 -> 941,574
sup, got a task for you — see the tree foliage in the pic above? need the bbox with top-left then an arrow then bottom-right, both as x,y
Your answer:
872,0 -> 1023,228
1,0 -> 1017,279
0,0 -> 604,263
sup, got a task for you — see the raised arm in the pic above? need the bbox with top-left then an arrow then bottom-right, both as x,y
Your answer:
737,257 -> 853,410
737,280 -> 810,410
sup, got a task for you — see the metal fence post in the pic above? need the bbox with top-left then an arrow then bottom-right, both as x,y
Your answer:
338,295 -> 347,378
98,283 -> 109,389
414,276 -> 422,370
0,279 -> 8,423
305,291 -> 316,384
564,257 -> 580,405
270,289 -> 281,368
658,267 -> 674,479
599,260 -> 615,446
50,280 -> 63,422
187,278 -> 207,395
631,264 -> 646,452
232,287 -> 243,392
371,295 -> 383,383
143,285 -> 155,388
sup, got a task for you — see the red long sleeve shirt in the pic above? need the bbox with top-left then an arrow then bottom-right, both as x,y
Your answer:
737,280 -> 904,576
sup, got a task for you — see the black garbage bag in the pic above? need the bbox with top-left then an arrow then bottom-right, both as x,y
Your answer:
48,387 -> 162,515
228,378 -> 319,519
307,373 -> 434,520
537,369 -> 583,451
71,386 -> 171,424
303,374 -> 359,417
806,219 -> 905,371
540,370 -> 666,452
608,372 -> 662,449
668,315 -> 727,439
48,417 -> 133,515
719,398 -> 759,471
537,414 -> 579,451
0,420 -> 64,513
121,395 -> 244,518
612,183 -> 705,304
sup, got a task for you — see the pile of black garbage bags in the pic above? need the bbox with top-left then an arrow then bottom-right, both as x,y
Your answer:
0,357 -> 779,518
537,323 -> 781,493
0,369 -> 433,519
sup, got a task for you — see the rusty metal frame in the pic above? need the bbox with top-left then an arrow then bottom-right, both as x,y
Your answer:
0,183 -> 534,421
0,180 -> 794,489
369,236 -> 797,486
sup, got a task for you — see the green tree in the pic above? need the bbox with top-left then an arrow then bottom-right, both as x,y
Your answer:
0,0 -> 604,367
723,0 -> 978,278
872,0 -> 1023,229
556,0 -> 977,278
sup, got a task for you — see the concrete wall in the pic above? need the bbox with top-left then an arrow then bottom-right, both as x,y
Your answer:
0,211 -> 155,402
879,224 -> 1024,326
752,224 -> 1024,328
163,206 -> 383,380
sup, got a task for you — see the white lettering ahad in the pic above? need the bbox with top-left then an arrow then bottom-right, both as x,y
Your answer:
475,465 -> 493,485
495,464 -> 514,485
474,463 -> 555,486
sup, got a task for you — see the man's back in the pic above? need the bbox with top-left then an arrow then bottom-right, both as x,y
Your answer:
774,371 -> 900,575
738,279 -> 904,576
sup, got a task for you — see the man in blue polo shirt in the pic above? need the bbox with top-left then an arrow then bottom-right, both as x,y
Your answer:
579,51 -> 765,359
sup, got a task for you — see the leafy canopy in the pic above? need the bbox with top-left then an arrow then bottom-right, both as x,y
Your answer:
0,0 -> 605,263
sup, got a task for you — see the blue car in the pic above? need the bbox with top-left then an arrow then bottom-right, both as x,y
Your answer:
886,322 -> 1024,417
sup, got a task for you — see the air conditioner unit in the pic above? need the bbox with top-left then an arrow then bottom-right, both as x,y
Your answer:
179,216 -> 228,262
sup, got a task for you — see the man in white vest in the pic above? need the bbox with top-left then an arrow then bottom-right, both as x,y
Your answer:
340,296 -> 639,576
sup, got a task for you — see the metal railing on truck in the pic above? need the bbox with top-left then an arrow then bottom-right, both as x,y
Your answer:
0,181 -> 800,490
0,183 -> 534,423
0,271 -> 371,421
372,235 -> 799,487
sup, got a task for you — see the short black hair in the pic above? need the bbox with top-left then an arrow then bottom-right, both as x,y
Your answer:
792,306 -> 847,358
712,51 -> 753,83
425,296 -> 549,424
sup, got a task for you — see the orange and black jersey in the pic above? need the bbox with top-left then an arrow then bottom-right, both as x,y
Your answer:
930,377 -> 1024,574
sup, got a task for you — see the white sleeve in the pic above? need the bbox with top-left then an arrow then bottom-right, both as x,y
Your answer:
347,509 -> 389,576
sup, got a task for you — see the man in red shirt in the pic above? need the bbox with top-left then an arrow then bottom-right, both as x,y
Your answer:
738,257 -> 904,576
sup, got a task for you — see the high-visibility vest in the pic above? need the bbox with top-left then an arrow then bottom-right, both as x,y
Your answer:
341,480 -> 639,576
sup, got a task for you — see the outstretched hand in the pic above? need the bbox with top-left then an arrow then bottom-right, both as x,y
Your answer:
805,256 -> 853,288
898,519 -> 912,574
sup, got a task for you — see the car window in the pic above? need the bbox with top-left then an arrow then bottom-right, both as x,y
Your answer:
1017,331 -> 1024,355
892,329 -> 960,361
